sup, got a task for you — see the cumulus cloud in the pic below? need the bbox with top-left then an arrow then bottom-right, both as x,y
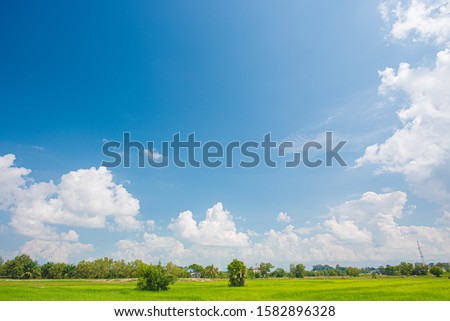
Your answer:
168,202 -> 249,247
146,219 -> 156,231
436,211 -> 450,225
116,203 -> 250,267
0,154 -> 143,262
277,212 -> 291,223
115,195 -> 450,267
21,239 -> 94,263
380,0 -> 450,45
243,192 -> 450,265
114,232 -> 189,264
357,3 -> 450,204
0,154 -> 31,211
0,155 -> 142,236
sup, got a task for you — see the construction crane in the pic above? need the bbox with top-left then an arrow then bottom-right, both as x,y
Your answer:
417,241 -> 426,265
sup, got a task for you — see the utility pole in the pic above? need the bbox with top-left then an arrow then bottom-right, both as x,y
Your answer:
417,241 -> 425,265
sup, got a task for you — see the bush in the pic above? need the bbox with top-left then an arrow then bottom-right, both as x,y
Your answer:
430,266 -> 443,277
137,263 -> 177,291
345,266 -> 361,277
227,259 -> 247,287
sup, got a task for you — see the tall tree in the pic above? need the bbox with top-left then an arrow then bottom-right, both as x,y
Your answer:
397,262 -> 414,276
258,262 -> 274,278
128,259 -> 147,278
93,257 -> 113,279
41,262 -> 68,279
74,260 -> 96,279
204,264 -> 219,278
2,254 -> 40,279
227,259 -> 247,287
412,263 -> 429,276
289,263 -> 306,278
166,262 -> 189,278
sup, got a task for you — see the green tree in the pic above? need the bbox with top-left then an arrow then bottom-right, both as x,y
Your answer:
137,263 -> 177,291
345,266 -> 361,277
271,267 -> 287,278
63,264 -> 76,279
289,263 -> 306,278
247,267 -> 255,279
435,262 -> 450,272
188,263 -> 205,277
397,262 -> 414,276
166,262 -> 189,278
227,259 -> 247,287
2,254 -> 40,279
0,256 -> 4,275
312,264 -> 334,272
258,262 -> 274,278
41,262 -> 68,279
92,257 -> 113,279
128,259 -> 147,278
384,265 -> 399,276
412,263 -> 429,276
203,264 -> 219,278
74,260 -> 96,279
110,259 -> 129,279
430,266 -> 443,277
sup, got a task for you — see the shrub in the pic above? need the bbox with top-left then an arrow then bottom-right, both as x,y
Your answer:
227,259 -> 247,287
430,266 -> 443,277
137,263 -> 177,291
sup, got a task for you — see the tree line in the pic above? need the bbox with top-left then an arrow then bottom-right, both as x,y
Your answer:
0,254 -> 448,280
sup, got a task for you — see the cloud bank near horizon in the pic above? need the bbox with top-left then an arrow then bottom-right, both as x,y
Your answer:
1,154 -> 449,267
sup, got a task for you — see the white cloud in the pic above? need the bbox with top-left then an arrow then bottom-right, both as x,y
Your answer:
244,192 -> 450,265
436,211 -> 450,225
356,47 -> 450,203
0,154 -> 31,211
114,232 -> 189,264
381,0 -> 450,45
146,219 -> 156,231
323,217 -> 372,243
168,202 -> 249,247
20,239 -> 94,263
277,211 -> 291,223
243,225 -> 360,264
3,154 -> 450,266
0,155 -> 142,237
0,154 -> 144,262
110,196 -> 450,267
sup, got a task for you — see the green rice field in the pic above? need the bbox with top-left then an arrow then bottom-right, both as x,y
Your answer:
1,276 -> 449,301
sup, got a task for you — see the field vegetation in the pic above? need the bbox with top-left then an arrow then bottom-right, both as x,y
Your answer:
0,276 -> 449,301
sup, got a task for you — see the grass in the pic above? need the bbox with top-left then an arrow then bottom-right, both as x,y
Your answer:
0,276 -> 449,301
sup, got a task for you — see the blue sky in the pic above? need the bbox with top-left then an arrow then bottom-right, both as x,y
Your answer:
1,0 -> 450,269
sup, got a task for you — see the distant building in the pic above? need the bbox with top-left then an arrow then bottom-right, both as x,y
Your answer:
189,272 -> 202,278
